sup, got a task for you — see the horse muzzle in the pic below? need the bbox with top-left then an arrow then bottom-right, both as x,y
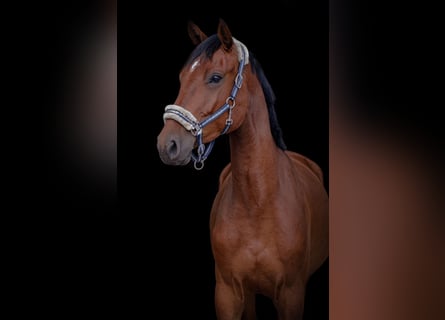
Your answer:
157,122 -> 196,166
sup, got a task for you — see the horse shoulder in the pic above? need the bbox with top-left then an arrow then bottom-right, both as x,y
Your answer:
285,150 -> 324,184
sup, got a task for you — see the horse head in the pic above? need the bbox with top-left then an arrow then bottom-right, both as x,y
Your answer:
157,19 -> 250,168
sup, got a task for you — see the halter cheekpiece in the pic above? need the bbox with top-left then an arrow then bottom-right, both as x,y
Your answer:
163,38 -> 249,170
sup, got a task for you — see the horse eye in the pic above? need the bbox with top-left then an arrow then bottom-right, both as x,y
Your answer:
208,74 -> 223,84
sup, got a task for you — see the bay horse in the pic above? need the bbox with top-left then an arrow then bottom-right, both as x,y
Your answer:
157,19 -> 329,320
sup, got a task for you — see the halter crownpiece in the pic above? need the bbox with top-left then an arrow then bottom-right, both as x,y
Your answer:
233,38 -> 249,66
163,37 -> 249,170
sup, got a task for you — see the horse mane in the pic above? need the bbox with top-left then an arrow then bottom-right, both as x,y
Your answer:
185,35 -> 287,150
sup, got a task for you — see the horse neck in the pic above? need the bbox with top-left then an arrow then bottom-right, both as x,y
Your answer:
228,82 -> 282,206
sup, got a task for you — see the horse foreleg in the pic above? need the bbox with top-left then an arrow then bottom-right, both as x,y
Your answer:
274,282 -> 305,320
214,279 -> 244,320
241,292 -> 256,320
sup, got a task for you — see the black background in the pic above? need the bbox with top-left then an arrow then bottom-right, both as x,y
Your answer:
31,0 -> 328,318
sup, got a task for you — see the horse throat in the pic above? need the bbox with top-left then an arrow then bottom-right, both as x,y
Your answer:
228,91 -> 281,206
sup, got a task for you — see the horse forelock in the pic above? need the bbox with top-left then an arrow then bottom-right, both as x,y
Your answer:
185,34 -> 221,67
185,35 -> 249,67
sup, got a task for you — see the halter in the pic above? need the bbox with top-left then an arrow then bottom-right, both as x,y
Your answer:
163,38 -> 249,170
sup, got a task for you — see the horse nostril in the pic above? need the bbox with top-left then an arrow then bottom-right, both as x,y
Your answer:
166,139 -> 179,159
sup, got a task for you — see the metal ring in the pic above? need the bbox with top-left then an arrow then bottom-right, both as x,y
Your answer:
225,96 -> 236,108
194,160 -> 205,170
191,127 -> 202,137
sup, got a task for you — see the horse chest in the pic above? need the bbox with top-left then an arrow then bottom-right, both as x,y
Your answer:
211,217 -> 303,270
211,223 -> 302,295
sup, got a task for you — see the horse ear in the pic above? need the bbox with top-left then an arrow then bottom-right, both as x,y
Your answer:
187,20 -> 208,45
217,18 -> 233,52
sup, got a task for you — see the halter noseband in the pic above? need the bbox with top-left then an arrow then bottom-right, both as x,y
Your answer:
163,38 -> 249,170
